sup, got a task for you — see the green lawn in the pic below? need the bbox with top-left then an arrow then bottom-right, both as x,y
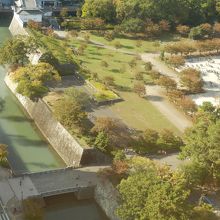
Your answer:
34,31 -> 180,134
110,92 -> 180,135
69,40 -> 153,89
83,32 -> 181,53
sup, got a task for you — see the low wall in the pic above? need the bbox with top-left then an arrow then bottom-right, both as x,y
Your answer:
9,14 -> 28,36
95,178 -> 120,220
4,74 -> 110,167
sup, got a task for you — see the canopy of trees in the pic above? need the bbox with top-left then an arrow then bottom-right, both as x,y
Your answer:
81,0 -> 220,27
117,157 -> 192,220
12,62 -> 60,99
0,36 -> 38,66
180,103 -> 220,186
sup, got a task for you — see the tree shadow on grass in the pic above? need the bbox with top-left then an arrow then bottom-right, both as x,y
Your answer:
110,69 -> 120,73
2,116 -> 33,122
0,98 -> 5,112
146,95 -> 164,102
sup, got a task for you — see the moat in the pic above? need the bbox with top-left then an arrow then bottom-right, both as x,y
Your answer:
0,18 -> 108,220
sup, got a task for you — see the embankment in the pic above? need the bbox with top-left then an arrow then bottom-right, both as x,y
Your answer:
5,74 -> 110,167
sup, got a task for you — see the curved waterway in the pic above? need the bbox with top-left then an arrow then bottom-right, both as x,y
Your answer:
0,18 -> 64,173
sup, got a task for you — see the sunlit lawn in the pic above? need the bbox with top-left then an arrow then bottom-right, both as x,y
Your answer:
110,92 -> 180,135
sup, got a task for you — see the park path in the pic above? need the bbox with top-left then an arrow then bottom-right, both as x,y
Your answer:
146,85 -> 192,133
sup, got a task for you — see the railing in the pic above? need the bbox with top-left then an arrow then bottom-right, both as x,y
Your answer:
0,199 -> 10,220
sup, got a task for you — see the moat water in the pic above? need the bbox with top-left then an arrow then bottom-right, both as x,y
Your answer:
0,17 -> 108,220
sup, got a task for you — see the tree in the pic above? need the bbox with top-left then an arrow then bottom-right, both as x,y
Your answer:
92,117 -> 130,149
134,72 -> 144,81
157,129 -> 183,151
0,36 -> 37,66
54,97 -> 87,134
12,63 -> 60,99
27,20 -> 41,31
116,157 -> 191,220
157,75 -> 177,92
100,60 -> 109,68
120,18 -> 145,33
178,97 -> 197,114
180,114 -> 220,186
104,76 -> 115,86
113,41 -> 122,49
180,68 -> 203,93
176,25 -> 190,36
189,26 -> 204,40
167,55 -> 185,67
144,62 -> 152,71
133,82 -> 146,97
60,7 -> 68,17
64,87 -> 90,107
82,0 -> 116,23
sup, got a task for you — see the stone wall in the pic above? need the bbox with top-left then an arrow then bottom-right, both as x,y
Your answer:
95,178 -> 120,220
9,14 -> 28,36
4,75 -> 110,167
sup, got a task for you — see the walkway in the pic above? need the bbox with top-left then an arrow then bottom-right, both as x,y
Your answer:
146,85 -> 192,132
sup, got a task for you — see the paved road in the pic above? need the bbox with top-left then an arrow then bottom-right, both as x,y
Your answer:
146,85 -> 192,133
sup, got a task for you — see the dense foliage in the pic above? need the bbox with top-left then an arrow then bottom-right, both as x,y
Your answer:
180,103 -> 220,186
81,0 -> 220,27
116,157 -> 192,220
12,63 -> 60,99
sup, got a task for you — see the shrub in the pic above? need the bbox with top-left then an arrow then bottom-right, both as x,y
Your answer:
133,82 -> 146,97
120,18 -> 145,33
167,55 -> 185,67
176,25 -> 190,36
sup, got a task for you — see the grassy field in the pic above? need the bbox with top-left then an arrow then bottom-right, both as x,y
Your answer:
81,32 -> 181,54
70,41 -> 153,89
110,92 -> 181,135
34,31 -> 180,134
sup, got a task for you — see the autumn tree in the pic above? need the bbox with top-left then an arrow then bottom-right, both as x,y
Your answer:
167,55 -> 185,67
157,75 -> 177,92
176,25 -> 190,36
133,82 -> 146,97
92,117 -> 131,149
180,68 -> 203,93
54,95 -> 87,134
104,76 -> 115,86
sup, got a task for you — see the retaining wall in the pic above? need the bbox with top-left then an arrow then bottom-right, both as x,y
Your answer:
95,178 -> 120,220
4,74 -> 110,167
9,14 -> 28,36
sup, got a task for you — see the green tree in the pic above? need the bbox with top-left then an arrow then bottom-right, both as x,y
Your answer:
82,0 -> 116,23
0,36 -> 37,66
13,63 -> 60,99
180,113 -> 220,186
0,144 -> 7,163
117,157 -> 191,220
94,131 -> 110,153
